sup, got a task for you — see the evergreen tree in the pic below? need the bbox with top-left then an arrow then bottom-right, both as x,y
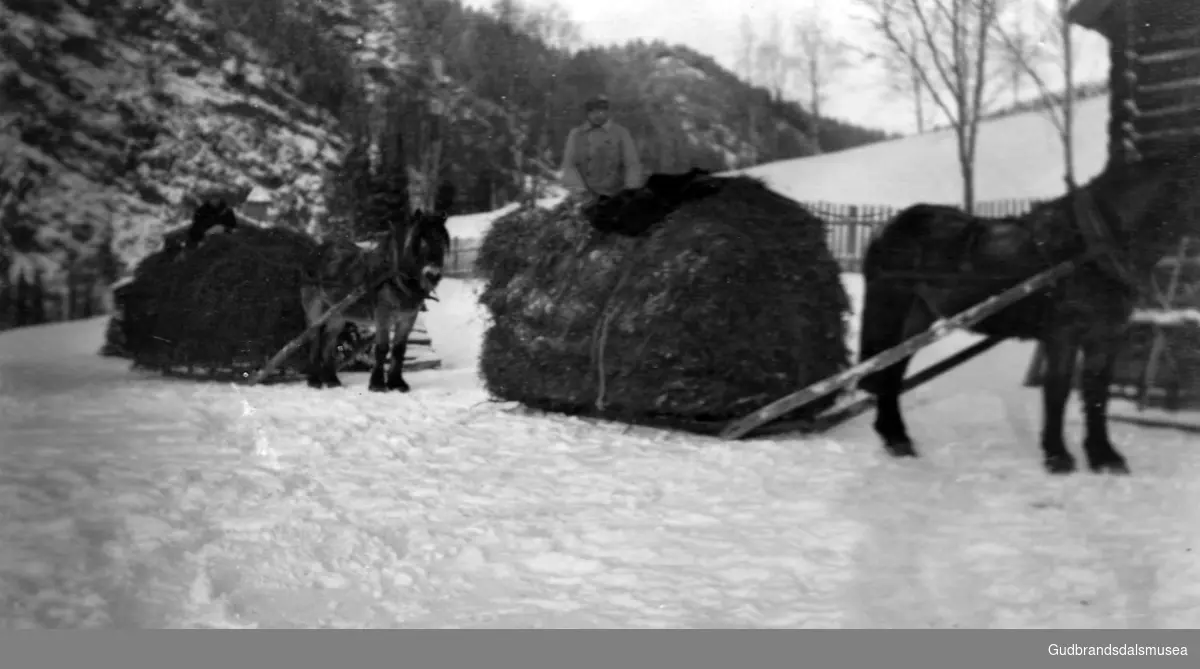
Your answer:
324,120 -> 374,240
362,101 -> 411,236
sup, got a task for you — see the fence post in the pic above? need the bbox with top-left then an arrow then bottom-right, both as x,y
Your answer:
846,205 -> 860,268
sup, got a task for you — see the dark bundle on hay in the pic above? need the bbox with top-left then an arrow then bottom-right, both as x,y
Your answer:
584,168 -> 723,237
118,224 -> 322,380
475,174 -> 851,431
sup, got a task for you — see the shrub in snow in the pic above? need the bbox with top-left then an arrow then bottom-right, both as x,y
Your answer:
474,174 -> 851,430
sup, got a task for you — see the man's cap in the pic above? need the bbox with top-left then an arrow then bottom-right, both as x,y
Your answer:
584,95 -> 610,111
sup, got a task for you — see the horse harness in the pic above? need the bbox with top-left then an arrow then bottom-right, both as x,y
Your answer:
911,184 -> 1141,322
1065,180 -> 1143,297
314,239 -> 439,309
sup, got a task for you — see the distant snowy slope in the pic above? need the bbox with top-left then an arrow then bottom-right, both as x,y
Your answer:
737,95 -> 1110,207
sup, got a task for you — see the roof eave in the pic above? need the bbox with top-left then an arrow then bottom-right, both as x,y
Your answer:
1067,0 -> 1119,37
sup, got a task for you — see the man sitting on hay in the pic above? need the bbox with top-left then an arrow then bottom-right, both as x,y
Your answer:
560,94 -> 643,199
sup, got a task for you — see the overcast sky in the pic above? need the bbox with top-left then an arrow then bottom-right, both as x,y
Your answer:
462,0 -> 1111,135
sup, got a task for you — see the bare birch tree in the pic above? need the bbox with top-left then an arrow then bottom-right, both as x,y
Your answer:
756,16 -> 789,99
995,6 -> 1034,106
860,0 -> 1006,213
516,0 -> 582,52
792,5 -> 851,151
865,27 -> 930,133
399,0 -> 458,210
735,14 -> 756,83
995,0 -> 1079,188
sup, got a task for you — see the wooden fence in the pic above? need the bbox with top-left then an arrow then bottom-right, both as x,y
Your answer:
442,197 -> 1042,277
808,198 -> 1039,271
446,237 -> 482,278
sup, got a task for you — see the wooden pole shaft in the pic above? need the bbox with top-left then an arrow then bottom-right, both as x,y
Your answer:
747,335 -> 1006,438
246,283 -> 370,386
719,259 -> 1080,439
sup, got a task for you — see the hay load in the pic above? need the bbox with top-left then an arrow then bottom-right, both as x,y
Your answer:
117,224 -> 322,380
476,174 -> 851,431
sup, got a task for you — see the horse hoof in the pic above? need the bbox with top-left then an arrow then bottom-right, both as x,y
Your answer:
306,378 -> 324,389
1089,457 -> 1130,475
883,440 -> 917,458
368,383 -> 387,393
1044,453 -> 1077,475
387,381 -> 410,393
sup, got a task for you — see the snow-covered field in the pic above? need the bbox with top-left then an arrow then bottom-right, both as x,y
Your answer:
738,96 -> 1110,206
2,275 -> 1199,629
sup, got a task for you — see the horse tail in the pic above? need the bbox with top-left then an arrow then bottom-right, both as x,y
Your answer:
861,204 -> 928,281
856,210 -> 918,395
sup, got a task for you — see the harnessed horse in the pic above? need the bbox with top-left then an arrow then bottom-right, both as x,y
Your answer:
858,155 -> 1200,475
300,205 -> 451,392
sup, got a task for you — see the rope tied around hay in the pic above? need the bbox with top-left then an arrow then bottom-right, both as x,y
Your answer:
590,241 -> 642,411
554,193 -> 657,412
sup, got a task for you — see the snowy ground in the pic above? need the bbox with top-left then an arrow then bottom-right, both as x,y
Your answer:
2,276 -> 1199,629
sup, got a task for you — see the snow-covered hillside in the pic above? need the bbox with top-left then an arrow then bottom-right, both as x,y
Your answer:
1,0 -> 343,291
739,96 -> 1109,206
2,275 -> 1199,628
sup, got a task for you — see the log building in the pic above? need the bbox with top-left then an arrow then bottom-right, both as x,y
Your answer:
1068,0 -> 1200,165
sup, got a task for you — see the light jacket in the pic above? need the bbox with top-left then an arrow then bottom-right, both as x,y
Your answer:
560,120 -> 643,197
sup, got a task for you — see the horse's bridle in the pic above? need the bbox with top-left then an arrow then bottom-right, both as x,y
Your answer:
381,217 -> 444,303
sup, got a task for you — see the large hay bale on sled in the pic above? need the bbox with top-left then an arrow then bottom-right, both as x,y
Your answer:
475,174 -> 851,430
117,225 -> 322,380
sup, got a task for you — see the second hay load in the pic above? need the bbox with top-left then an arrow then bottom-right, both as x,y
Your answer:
475,175 -> 851,431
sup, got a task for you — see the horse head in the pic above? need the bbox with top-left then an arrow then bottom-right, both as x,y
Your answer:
385,184 -> 453,298
404,207 -> 451,297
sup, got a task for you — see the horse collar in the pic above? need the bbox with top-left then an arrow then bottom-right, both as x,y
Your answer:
1069,189 -> 1140,294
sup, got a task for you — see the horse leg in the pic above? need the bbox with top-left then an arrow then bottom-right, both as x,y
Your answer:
875,307 -> 931,457
1079,329 -> 1131,474
386,309 -> 420,392
859,282 -> 927,457
302,290 -> 326,388
368,316 -> 390,392
1039,327 -> 1081,474
319,324 -> 343,388
306,323 -> 326,388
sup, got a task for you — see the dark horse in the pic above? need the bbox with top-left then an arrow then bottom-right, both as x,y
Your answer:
583,167 -> 723,237
160,197 -> 240,255
858,154 -> 1200,475
186,197 -> 239,247
300,189 -> 453,392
